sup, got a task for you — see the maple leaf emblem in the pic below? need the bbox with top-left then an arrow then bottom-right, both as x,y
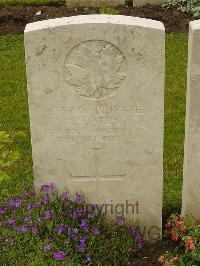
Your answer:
64,40 -> 127,99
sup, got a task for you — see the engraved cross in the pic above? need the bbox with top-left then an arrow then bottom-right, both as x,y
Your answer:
69,148 -> 126,181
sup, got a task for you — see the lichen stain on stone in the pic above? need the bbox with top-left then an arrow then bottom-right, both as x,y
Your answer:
36,45 -> 47,57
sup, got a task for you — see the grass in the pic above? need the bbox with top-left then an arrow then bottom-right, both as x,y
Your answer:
0,34 -> 188,213
0,35 -> 33,202
164,34 -> 188,211
0,0 -> 64,5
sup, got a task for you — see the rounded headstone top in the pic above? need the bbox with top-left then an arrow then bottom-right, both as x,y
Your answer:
25,15 -> 165,33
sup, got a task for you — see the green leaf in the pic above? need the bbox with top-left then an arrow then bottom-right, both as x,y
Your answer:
0,131 -> 11,143
2,161 -> 12,167
15,131 -> 26,138
1,150 -> 9,159
0,159 -> 5,167
7,150 -> 20,162
174,245 -> 179,253
0,143 -> 5,149
1,188 -> 9,195
0,173 -> 10,182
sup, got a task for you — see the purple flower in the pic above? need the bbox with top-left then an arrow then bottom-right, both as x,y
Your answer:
80,220 -> 89,232
128,225 -> 143,247
7,199 -> 22,208
128,246 -> 132,252
80,236 -> 87,243
115,216 -> 124,225
44,210 -> 51,220
136,234 -> 141,241
86,255 -> 91,266
55,224 -> 66,235
92,227 -> 100,235
78,236 -> 87,253
11,195 -> 19,201
44,244 -> 52,252
73,209 -> 85,218
24,216 -> 31,223
20,226 -> 27,233
137,241 -> 144,248
68,227 -> 78,238
8,219 -> 16,228
61,192 -> 68,204
128,226 -> 138,237
41,194 -> 49,205
30,226 -> 38,233
87,213 -> 94,219
53,250 -> 65,261
88,204 -> 98,212
48,236 -> 54,243
23,192 -> 30,200
41,183 -> 55,193
0,206 -> 7,215
78,244 -> 86,253
77,210 -> 84,217
75,193 -> 84,203
14,227 -> 19,232
36,216 -> 42,222
27,202 -> 34,213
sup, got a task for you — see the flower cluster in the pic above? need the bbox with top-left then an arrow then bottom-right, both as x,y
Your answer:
185,236 -> 196,252
158,214 -> 200,265
0,184 -> 143,265
158,253 -> 179,266
128,224 -> 144,249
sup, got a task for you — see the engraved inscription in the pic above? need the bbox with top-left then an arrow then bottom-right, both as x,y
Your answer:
64,40 -> 127,100
68,148 -> 127,181
48,127 -> 145,144
47,104 -> 144,143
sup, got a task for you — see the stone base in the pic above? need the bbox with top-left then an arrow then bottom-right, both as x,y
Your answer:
66,0 -> 125,8
133,0 -> 164,6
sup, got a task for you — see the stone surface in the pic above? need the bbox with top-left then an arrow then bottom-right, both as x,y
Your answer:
182,20 -> 200,219
24,15 -> 165,241
133,0 -> 164,6
66,0 -> 125,8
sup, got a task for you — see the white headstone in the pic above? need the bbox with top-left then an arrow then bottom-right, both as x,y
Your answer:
182,20 -> 200,219
24,15 -> 164,241
66,0 -> 125,8
133,0 -> 164,6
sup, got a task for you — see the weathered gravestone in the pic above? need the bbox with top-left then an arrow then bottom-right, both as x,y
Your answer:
66,0 -> 125,8
24,15 -> 164,241
182,20 -> 200,219
133,0 -> 164,6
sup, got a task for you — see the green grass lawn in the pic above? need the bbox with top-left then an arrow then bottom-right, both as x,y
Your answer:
0,34 -> 188,213
164,34 -> 188,212
0,0 -> 64,5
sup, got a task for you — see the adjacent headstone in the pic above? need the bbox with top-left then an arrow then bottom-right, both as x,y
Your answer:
24,15 -> 165,241
182,20 -> 200,219
66,0 -> 125,8
133,0 -> 164,6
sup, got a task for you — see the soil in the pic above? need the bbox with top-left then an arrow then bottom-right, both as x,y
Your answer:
0,4 -> 194,34
131,239 -> 178,265
129,208 -> 181,265
0,3 -> 185,264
